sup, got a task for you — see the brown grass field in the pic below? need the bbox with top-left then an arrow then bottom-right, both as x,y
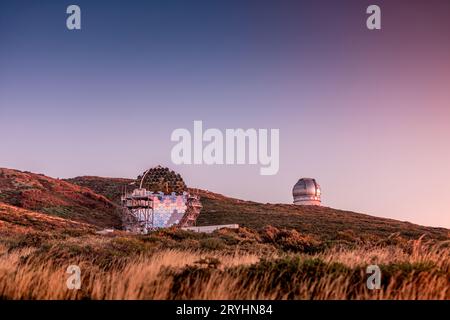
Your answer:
0,168 -> 449,300
0,234 -> 449,299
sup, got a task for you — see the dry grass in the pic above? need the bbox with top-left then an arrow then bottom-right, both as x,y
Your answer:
1,170 -> 449,300
0,238 -> 448,300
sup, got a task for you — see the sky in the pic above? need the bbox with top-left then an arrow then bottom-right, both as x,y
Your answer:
1,0 -> 449,228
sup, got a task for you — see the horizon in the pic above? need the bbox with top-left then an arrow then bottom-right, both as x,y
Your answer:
2,164 -> 449,230
1,0 -> 450,229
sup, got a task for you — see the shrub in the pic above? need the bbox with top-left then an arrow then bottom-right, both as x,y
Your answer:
200,238 -> 225,250
261,226 -> 322,253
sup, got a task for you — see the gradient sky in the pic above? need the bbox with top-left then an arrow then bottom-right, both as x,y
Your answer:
1,0 -> 449,228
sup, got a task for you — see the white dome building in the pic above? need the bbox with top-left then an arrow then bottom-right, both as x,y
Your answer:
292,178 -> 321,206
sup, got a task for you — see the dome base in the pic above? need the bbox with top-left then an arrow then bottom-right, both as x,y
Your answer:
293,199 -> 321,206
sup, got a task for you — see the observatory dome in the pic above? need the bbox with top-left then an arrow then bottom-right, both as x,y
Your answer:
292,178 -> 321,206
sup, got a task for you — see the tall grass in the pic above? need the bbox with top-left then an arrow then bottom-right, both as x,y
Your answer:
0,239 -> 448,300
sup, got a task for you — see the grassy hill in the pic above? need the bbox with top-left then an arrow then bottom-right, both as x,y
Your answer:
0,202 -> 94,236
0,168 -> 121,228
196,190 -> 449,242
66,175 -> 449,243
65,176 -> 134,204
0,169 -> 448,300
1,170 -> 446,243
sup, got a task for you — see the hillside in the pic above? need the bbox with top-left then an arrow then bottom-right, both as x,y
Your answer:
0,170 -> 448,300
196,190 -> 449,242
0,202 -> 94,237
0,169 -> 447,243
0,168 -> 121,228
65,176 -> 134,204
67,176 -> 449,243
